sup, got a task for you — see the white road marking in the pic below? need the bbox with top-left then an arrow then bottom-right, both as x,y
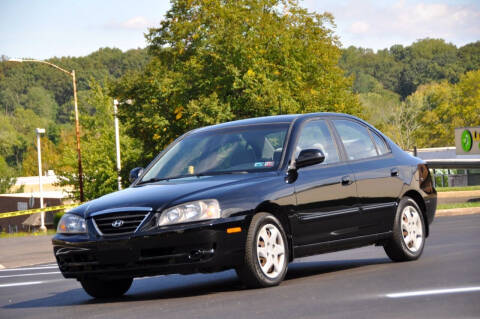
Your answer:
0,271 -> 61,279
386,286 -> 480,298
0,279 -> 63,288
0,281 -> 44,288
0,265 -> 58,272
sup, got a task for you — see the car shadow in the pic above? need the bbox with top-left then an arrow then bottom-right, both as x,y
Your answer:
3,257 -> 389,309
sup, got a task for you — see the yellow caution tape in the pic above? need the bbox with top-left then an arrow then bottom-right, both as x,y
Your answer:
0,203 -> 80,219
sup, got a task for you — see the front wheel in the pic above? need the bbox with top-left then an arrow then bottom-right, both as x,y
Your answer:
384,196 -> 426,262
236,213 -> 288,288
80,277 -> 133,298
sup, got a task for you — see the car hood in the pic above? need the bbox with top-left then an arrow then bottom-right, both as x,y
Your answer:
77,172 -> 276,218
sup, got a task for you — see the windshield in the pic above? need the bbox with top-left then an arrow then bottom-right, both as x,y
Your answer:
140,123 -> 289,182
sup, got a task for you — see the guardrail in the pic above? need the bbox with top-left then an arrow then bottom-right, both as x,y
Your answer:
0,204 -> 80,219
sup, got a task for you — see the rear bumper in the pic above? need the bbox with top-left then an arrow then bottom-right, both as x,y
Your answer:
52,216 -> 247,280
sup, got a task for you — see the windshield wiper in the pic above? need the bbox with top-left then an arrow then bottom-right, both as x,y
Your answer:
136,171 -> 249,185
196,170 -> 249,176
136,175 -> 193,185
136,177 -> 167,185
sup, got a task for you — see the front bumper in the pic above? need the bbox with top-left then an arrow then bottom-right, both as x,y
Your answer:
52,216 -> 247,280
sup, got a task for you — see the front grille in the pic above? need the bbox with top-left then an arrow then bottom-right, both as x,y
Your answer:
92,211 -> 149,236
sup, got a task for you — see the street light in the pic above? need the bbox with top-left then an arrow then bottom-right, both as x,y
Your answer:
9,58 -> 84,202
36,128 -> 46,232
113,99 -> 122,190
112,99 -> 132,190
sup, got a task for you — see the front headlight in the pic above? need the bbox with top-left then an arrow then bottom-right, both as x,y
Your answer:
158,199 -> 221,226
57,214 -> 87,234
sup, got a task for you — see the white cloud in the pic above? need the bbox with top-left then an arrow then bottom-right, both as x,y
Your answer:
121,16 -> 152,29
303,0 -> 480,50
350,21 -> 369,34
412,3 -> 449,21
105,16 -> 155,31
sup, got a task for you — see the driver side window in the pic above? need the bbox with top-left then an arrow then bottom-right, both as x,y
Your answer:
296,120 -> 339,164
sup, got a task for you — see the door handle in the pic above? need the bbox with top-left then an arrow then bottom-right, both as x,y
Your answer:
341,175 -> 352,185
391,168 -> 399,177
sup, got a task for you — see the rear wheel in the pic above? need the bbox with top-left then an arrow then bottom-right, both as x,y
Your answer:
236,213 -> 288,288
80,277 -> 133,298
384,196 -> 425,262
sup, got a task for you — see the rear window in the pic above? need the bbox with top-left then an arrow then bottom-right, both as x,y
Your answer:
370,130 -> 390,155
333,120 -> 377,161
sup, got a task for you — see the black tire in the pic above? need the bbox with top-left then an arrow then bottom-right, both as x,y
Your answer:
80,277 -> 133,298
384,196 -> 426,262
236,213 -> 289,288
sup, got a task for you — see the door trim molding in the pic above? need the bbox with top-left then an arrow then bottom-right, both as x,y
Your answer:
361,202 -> 397,212
297,207 -> 360,221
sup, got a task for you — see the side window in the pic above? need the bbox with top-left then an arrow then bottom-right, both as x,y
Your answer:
296,120 -> 339,164
370,130 -> 390,155
333,120 -> 377,161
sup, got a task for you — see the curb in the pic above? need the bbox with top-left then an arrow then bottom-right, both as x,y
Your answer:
436,207 -> 480,217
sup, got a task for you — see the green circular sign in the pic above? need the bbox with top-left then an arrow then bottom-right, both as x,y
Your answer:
461,129 -> 473,152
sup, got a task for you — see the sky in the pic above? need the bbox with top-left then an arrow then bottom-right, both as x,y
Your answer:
1,0 -> 479,60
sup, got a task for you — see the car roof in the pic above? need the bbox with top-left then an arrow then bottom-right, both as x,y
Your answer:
192,112 -> 362,133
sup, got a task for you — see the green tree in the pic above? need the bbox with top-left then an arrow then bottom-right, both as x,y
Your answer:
56,80 -> 142,200
454,69 -> 480,128
21,137 -> 61,176
113,0 -> 360,160
358,88 -> 401,130
413,81 -> 455,147
339,46 -> 402,94
0,47 -> 150,175
9,108 -> 51,168
0,156 -> 16,194
399,38 -> 461,97
20,86 -> 58,120
340,39 -> 470,99
0,115 -> 21,162
458,41 -> 480,72
411,70 -> 480,148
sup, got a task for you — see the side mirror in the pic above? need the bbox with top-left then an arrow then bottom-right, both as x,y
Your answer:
295,149 -> 325,169
129,167 -> 144,183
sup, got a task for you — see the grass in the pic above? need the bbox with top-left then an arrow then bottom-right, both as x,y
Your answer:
436,185 -> 480,192
437,202 -> 480,210
0,229 -> 56,238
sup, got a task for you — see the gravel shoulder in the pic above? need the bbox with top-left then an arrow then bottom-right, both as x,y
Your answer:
0,235 -> 55,269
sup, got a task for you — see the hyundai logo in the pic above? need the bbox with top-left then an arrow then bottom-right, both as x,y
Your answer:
111,219 -> 124,228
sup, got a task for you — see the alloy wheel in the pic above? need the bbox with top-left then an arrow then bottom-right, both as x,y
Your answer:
401,205 -> 424,252
256,223 -> 286,278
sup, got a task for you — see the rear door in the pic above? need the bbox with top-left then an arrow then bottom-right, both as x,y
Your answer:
291,119 -> 359,245
331,119 -> 402,235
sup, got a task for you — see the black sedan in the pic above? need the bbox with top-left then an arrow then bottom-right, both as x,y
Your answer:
53,113 -> 437,298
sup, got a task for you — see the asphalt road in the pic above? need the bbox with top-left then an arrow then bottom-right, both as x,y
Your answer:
1,214 -> 479,319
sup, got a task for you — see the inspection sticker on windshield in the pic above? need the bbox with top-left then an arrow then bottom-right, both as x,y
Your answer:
254,161 -> 274,168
